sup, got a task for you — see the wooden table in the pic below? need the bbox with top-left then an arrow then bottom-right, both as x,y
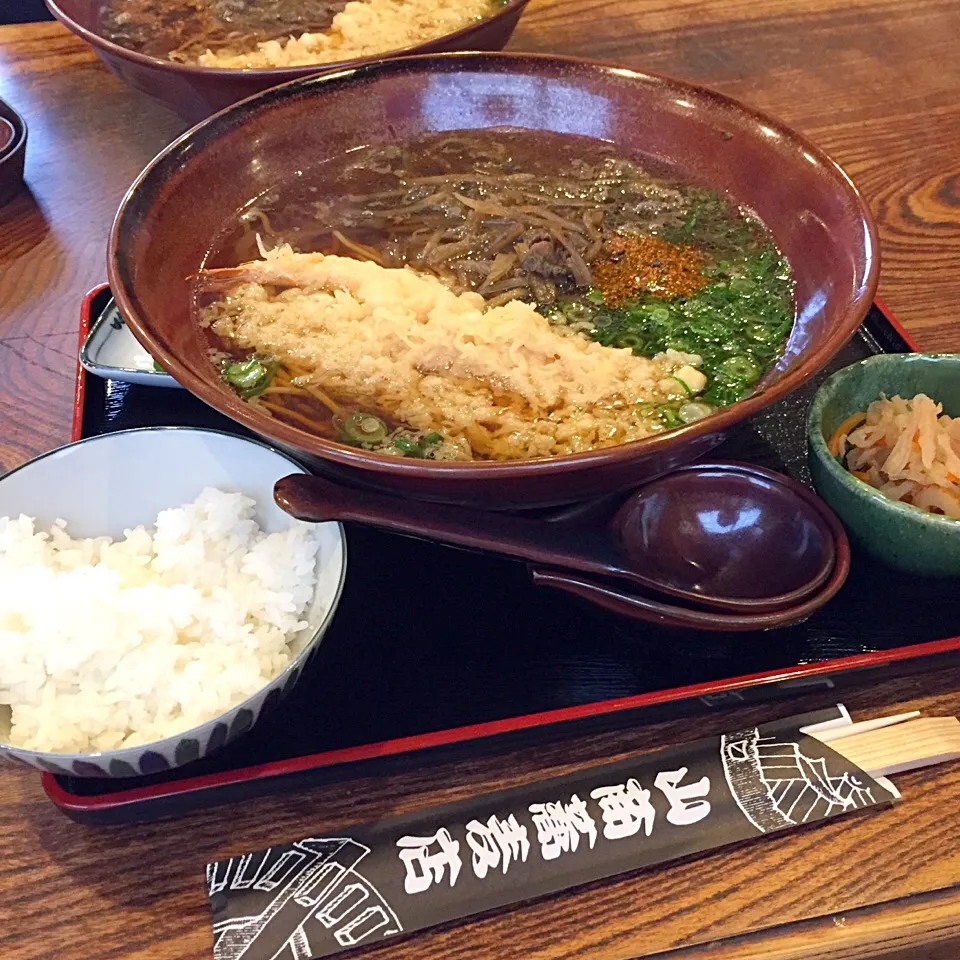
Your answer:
1,3 -> 959,958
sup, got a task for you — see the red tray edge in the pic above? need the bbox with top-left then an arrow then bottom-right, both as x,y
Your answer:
46,288 -> 942,815
41,634 -> 960,813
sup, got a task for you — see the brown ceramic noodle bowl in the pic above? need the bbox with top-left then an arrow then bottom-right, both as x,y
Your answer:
109,53 -> 879,510
44,0 -> 532,122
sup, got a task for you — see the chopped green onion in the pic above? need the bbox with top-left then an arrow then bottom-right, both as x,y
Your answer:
342,411 -> 388,445
660,407 -> 683,429
394,436 -> 424,457
747,321 -> 778,343
422,433 -> 443,446
665,336 -> 695,354
542,243 -> 793,412
221,355 -> 277,399
719,354 -> 760,383
678,401 -> 716,424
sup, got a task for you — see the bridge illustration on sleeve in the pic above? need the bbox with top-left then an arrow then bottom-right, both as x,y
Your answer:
721,727 -> 878,833
208,837 -> 403,960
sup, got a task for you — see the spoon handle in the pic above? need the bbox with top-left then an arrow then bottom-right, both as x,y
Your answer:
529,568 -> 805,632
274,473 -> 626,577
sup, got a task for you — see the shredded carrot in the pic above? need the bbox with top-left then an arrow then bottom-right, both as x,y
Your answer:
827,410 -> 867,457
851,470 -> 871,482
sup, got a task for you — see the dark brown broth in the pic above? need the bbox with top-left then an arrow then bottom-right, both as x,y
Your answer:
208,131 -> 752,270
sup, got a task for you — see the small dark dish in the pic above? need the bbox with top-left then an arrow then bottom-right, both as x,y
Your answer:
110,53 -> 879,509
0,98 -> 27,206
44,0 -> 531,122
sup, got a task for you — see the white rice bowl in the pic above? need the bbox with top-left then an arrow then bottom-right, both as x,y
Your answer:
0,428 -> 346,778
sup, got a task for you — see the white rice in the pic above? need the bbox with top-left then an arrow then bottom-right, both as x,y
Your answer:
0,488 -> 323,754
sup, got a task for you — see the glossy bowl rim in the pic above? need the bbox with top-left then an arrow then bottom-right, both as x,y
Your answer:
0,425 -> 349,762
807,352 -> 960,532
0,97 -> 27,164
0,116 -> 19,159
109,50 -> 881,483
44,0 -> 532,78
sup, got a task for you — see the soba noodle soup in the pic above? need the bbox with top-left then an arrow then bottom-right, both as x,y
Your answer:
100,0 -> 501,69
196,130 -> 795,462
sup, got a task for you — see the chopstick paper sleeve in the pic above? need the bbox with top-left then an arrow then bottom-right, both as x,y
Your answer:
206,705 -> 897,960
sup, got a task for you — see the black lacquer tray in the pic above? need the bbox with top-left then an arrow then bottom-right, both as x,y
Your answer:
44,288 -> 960,824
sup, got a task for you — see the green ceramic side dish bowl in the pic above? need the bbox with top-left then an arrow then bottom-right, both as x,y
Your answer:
807,353 -> 960,577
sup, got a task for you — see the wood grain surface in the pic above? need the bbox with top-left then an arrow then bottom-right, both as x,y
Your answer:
1,1 -> 959,958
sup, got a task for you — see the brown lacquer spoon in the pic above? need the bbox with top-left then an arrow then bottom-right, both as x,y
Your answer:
275,461 -> 845,615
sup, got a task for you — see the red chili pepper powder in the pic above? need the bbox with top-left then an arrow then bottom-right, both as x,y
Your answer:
592,234 -> 708,305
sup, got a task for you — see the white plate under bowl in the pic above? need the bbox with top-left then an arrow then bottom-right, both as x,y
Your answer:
80,298 -> 182,388
0,427 -> 347,778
